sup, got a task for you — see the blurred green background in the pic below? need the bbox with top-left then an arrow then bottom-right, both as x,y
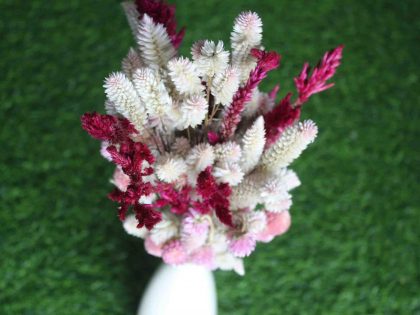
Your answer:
1,0 -> 419,314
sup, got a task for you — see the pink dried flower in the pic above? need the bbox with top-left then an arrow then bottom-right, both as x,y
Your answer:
181,214 -> 209,236
100,141 -> 113,161
144,236 -> 163,257
162,239 -> 188,265
220,49 -> 280,140
190,247 -> 215,268
111,167 -> 131,192
294,45 -> 343,106
228,234 -> 257,257
257,211 -> 291,243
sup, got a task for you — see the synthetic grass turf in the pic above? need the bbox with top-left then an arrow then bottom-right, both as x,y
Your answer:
1,0 -> 419,314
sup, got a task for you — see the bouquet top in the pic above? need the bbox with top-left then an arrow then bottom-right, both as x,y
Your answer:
82,0 -> 342,275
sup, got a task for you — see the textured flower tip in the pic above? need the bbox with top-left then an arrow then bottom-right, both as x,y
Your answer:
240,116 -> 266,174
132,67 -> 173,127
300,120 -> 318,142
168,57 -> 203,95
104,72 -> 146,131
135,0 -> 185,49
251,49 -> 281,72
137,14 -> 176,69
295,45 -> 343,105
256,211 -> 291,243
186,143 -> 215,173
191,40 -> 205,60
81,112 -> 117,141
261,120 -> 318,170
122,47 -> 143,78
194,40 -> 230,79
123,214 -> 148,238
228,234 -> 257,257
176,94 -> 208,129
144,236 -> 163,257
213,163 -> 244,186
211,66 -> 240,105
122,1 -> 140,36
162,240 -> 188,265
214,142 -> 242,164
111,167 -> 131,191
155,153 -> 187,183
231,11 -> 263,50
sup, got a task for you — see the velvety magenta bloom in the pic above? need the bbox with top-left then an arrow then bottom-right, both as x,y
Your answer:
256,211 -> 291,243
228,234 -> 257,257
162,240 -> 188,265
189,247 -> 215,269
144,236 -> 163,257
112,167 -> 131,192
219,49 -> 280,140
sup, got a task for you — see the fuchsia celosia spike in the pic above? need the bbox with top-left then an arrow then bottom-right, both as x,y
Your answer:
264,45 -> 343,147
294,45 -> 343,106
81,112 -> 137,143
219,49 -> 281,141
135,0 -> 185,48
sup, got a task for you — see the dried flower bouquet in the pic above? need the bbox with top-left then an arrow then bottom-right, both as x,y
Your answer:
81,0 -> 342,275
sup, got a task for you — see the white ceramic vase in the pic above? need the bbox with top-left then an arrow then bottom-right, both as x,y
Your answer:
137,264 -> 217,315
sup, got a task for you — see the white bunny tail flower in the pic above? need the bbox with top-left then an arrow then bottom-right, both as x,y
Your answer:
261,120 -> 318,171
150,213 -> 178,245
155,153 -> 187,183
213,162 -> 244,186
240,116 -> 266,174
123,214 -> 148,238
137,14 -> 176,69
122,1 -> 140,37
230,175 -> 261,210
214,141 -> 242,164
176,94 -> 208,129
186,143 -> 215,173
231,11 -> 262,82
168,57 -> 204,95
231,11 -> 263,54
122,48 -> 143,79
211,66 -> 240,106
193,40 -> 230,79
132,67 -> 173,128
104,72 -> 147,132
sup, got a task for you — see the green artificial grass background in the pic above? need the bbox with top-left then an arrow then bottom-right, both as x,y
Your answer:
1,0 -> 419,314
